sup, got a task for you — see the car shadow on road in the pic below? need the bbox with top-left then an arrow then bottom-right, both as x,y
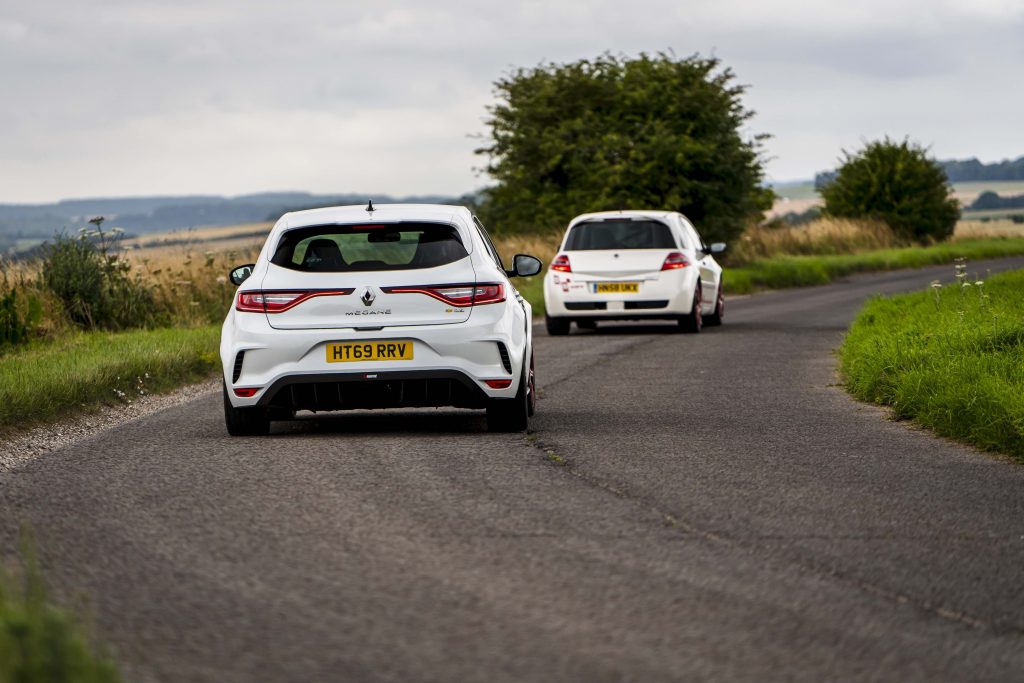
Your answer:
270,409 -> 489,436
567,322 -> 697,335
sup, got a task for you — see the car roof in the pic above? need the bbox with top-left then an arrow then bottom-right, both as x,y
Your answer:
279,203 -> 471,230
567,210 -> 682,227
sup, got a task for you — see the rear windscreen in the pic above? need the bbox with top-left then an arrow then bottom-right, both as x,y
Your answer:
271,222 -> 468,272
564,220 -> 677,250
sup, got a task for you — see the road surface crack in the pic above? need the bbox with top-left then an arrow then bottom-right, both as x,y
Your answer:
521,431 -> 1024,639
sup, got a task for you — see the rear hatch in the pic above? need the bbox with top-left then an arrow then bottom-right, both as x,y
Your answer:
562,218 -> 679,277
255,221 -> 477,330
566,250 -> 674,277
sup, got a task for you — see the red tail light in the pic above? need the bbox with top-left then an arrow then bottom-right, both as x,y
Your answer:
484,379 -> 513,389
382,284 -> 506,306
551,254 -> 572,272
661,252 -> 689,270
236,289 -> 353,313
233,387 -> 260,397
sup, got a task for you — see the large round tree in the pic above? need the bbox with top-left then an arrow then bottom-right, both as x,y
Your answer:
474,53 -> 772,243
821,138 -> 960,243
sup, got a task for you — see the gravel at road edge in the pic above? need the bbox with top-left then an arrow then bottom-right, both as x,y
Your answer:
0,378 -> 219,473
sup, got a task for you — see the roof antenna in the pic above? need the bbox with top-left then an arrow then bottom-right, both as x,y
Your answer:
366,199 -> 375,214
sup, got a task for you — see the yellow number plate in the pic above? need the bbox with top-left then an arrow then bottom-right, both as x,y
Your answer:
594,282 -> 639,293
327,341 -> 414,363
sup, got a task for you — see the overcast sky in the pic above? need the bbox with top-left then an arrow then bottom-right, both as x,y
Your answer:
1,0 -> 1022,203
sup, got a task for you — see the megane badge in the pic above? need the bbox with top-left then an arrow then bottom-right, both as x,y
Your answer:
361,288 -> 376,306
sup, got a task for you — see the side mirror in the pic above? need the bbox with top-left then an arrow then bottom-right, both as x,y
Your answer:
229,264 -> 255,286
708,243 -> 727,255
507,254 -> 543,278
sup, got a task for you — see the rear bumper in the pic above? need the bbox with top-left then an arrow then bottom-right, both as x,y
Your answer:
544,268 -> 697,318
257,369 -> 489,411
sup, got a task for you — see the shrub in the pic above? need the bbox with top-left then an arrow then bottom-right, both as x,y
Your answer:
821,138 -> 960,243
39,220 -> 155,330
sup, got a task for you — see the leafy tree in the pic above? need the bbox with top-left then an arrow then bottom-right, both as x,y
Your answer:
821,139 -> 960,243
475,53 -> 773,243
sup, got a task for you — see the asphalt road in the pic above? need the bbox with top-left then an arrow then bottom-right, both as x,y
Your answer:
3,258 -> 1024,682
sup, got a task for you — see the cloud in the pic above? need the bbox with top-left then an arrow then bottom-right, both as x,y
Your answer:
0,0 -> 1022,201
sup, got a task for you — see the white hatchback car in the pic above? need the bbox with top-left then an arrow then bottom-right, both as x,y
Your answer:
543,210 -> 726,335
221,203 -> 542,435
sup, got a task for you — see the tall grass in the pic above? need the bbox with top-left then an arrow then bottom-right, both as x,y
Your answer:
729,218 -> 902,265
840,265 -> 1024,459
952,219 -> 1024,241
133,244 -> 261,327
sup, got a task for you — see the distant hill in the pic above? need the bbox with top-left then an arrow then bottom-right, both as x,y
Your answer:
815,155 -> 1024,189
0,191 -> 467,254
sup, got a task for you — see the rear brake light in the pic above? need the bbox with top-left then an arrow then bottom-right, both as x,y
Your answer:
381,284 -> 505,306
233,387 -> 260,397
484,379 -> 513,389
661,252 -> 689,270
236,289 -> 353,313
551,254 -> 572,272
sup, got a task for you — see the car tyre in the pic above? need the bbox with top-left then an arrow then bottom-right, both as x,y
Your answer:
223,382 -> 270,436
678,285 -> 703,334
545,314 -> 571,336
705,283 -> 724,326
487,364 -> 529,432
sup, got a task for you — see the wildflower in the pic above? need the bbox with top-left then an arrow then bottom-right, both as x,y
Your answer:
974,280 -> 983,286
930,280 -> 941,289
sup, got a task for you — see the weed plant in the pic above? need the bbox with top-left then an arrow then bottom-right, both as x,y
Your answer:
0,536 -> 121,683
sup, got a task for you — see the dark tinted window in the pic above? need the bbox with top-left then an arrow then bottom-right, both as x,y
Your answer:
564,220 -> 677,250
271,223 -> 468,272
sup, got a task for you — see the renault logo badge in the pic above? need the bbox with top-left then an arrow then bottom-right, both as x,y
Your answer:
361,288 -> 376,307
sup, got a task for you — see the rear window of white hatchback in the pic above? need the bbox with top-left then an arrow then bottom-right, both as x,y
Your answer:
564,220 -> 677,250
271,223 -> 468,272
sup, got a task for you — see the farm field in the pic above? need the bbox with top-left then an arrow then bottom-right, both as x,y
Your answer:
768,179 -> 1024,218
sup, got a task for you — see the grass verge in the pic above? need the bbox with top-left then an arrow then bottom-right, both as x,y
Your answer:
1,540 -> 121,683
724,238 -> 1024,294
0,325 -> 219,435
839,266 -> 1024,460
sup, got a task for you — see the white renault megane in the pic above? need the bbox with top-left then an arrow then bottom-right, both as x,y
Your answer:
221,203 -> 542,435
543,210 -> 726,335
